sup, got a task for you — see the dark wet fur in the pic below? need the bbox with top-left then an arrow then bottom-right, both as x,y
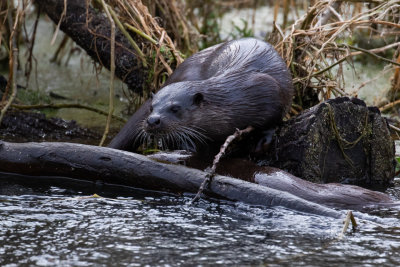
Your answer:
109,38 -> 294,152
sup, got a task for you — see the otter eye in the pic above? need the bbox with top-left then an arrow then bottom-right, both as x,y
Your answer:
170,105 -> 180,113
193,93 -> 204,106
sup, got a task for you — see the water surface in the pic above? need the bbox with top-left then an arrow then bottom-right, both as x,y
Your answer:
0,176 -> 399,266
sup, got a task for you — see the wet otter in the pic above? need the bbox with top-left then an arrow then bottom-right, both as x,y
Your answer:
109,38 -> 293,152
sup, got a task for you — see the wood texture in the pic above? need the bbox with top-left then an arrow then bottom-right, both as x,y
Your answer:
0,140 -> 343,218
36,0 -> 147,93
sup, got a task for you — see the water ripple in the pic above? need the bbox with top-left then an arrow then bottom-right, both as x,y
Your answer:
0,181 -> 399,266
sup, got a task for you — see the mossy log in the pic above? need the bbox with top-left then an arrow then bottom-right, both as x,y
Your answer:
0,140 -> 345,218
36,0 -> 147,93
268,97 -> 395,189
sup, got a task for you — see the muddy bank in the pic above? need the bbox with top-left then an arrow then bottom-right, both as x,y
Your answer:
0,110 -> 103,144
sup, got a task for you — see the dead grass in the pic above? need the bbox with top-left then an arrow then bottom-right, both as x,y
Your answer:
273,0 -> 400,109
104,0 -> 200,92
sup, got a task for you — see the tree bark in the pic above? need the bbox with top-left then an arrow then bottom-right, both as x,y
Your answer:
0,140 -> 344,218
36,0 -> 147,93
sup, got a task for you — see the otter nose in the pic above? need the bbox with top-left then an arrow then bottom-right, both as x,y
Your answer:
147,115 -> 161,127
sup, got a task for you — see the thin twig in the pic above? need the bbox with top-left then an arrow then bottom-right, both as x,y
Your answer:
277,0 -> 400,106
99,0 -> 116,147
50,0 -> 67,45
0,2 -> 21,124
311,54 -> 349,77
277,209 -> 358,263
24,4 -> 40,88
158,31 -> 173,75
191,126 -> 255,204
312,43 -> 400,77
379,99 -> 400,113
316,1 -> 342,27
124,23 -> 158,45
389,124 -> 400,134
106,3 -> 148,67
348,45 -> 400,67
1,1 -> 13,104
338,210 -> 357,240
355,66 -> 394,92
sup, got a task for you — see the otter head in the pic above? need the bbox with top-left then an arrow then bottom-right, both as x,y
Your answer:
142,81 -> 207,150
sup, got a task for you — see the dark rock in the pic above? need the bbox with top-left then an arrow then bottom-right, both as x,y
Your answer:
267,97 -> 395,189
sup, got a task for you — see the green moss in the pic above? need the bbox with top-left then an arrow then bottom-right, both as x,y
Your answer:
17,89 -> 51,105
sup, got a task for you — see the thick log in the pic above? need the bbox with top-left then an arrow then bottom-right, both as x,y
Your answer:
253,166 -> 395,210
268,97 -> 395,189
202,157 -> 395,210
36,0 -> 147,93
0,140 -> 344,218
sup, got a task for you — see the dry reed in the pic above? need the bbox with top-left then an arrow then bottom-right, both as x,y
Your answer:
273,0 -> 400,109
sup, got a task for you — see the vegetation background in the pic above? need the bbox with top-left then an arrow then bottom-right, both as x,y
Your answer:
0,0 -> 399,143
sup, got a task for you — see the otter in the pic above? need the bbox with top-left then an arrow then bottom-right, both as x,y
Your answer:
109,38 -> 293,152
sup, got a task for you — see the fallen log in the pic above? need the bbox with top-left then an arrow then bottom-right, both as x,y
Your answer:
195,156 -> 396,210
0,140 -> 343,218
253,166 -> 395,210
36,0 -> 147,93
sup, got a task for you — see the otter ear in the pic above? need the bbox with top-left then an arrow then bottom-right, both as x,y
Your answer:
193,93 -> 204,106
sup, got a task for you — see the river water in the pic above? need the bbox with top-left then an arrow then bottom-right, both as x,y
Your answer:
0,174 -> 400,266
